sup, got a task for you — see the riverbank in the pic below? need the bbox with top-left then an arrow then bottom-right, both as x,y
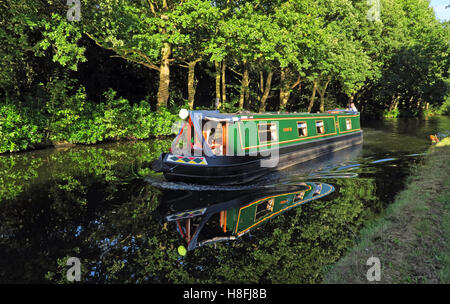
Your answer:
322,137 -> 450,283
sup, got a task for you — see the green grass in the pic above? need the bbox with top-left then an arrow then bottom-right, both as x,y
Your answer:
322,142 -> 450,284
436,137 -> 450,148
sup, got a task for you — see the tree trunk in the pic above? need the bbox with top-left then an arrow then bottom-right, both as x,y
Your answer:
214,61 -> 221,109
318,77 -> 331,113
221,61 -> 226,106
259,70 -> 273,113
307,79 -> 318,113
157,42 -> 171,109
187,59 -> 200,110
389,95 -> 400,111
244,67 -> 250,105
279,68 -> 301,110
239,61 -> 249,110
258,70 -> 264,109
319,94 -> 325,113
279,69 -> 289,110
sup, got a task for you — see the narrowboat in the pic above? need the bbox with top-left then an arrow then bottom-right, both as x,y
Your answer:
157,182 -> 335,251
152,109 -> 362,185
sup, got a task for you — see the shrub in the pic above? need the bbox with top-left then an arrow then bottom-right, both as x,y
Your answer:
44,77 -> 87,142
383,107 -> 400,118
67,91 -> 178,144
0,103 -> 43,153
437,96 -> 450,115
149,106 -> 178,137
100,89 -> 133,140
0,87 -> 180,153
130,101 -> 178,138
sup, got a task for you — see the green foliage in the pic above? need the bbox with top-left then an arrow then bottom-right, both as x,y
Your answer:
220,101 -> 241,113
384,108 -> 400,118
37,14 -> 86,71
0,86 -> 178,153
65,90 -> 178,145
101,88 -> 133,140
44,76 -> 87,142
438,96 -> 450,115
0,103 -> 42,153
130,100 -> 178,139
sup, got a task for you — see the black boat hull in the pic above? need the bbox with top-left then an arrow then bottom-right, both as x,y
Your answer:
152,131 -> 363,185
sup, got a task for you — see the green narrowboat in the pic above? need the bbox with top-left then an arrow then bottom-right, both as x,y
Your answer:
158,182 -> 335,251
152,109 -> 362,185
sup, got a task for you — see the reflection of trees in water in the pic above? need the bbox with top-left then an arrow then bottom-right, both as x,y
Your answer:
177,177 -> 380,284
1,167 -> 382,283
0,140 -> 171,283
0,140 -> 171,202
0,156 -> 40,202
1,138 -> 396,283
0,173 -> 169,283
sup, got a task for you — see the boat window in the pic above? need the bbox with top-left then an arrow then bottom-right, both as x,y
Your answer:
313,184 -> 322,197
316,121 -> 325,134
295,191 -> 306,201
255,198 -> 274,221
297,122 -> 308,137
346,118 -> 352,130
258,123 -> 278,143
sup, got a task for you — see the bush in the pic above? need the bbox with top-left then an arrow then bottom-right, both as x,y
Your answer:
66,90 -> 178,145
0,103 -> 43,153
130,100 -> 178,138
438,96 -> 450,115
44,76 -> 87,142
149,106 -> 178,137
67,116 -> 105,144
101,89 -> 133,140
0,88 -> 180,153
383,107 -> 400,118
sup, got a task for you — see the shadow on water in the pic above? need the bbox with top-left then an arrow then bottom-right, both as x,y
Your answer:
0,116 -> 449,283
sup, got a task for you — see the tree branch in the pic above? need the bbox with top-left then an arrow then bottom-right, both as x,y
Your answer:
147,0 -> 157,17
291,75 -> 301,89
228,67 -> 243,77
85,32 -> 160,71
177,57 -> 202,68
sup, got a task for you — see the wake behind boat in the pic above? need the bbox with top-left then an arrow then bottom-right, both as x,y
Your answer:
152,109 -> 363,185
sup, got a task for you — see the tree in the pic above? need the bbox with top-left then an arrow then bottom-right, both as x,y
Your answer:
170,0 -> 220,109
39,0 -> 217,110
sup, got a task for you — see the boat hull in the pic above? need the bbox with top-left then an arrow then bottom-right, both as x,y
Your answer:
152,131 -> 363,185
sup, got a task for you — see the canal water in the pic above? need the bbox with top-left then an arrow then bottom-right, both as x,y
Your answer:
0,116 -> 449,283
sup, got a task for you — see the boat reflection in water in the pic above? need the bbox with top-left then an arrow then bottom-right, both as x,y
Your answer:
157,182 -> 334,251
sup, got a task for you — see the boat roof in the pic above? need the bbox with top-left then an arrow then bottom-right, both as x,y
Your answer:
188,109 -> 358,121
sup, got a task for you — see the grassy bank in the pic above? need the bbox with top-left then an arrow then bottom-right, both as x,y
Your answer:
323,137 -> 450,284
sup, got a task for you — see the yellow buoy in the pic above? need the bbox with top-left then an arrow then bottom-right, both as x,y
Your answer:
178,245 -> 187,256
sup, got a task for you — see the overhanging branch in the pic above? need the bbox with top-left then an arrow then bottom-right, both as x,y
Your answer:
84,32 -> 160,71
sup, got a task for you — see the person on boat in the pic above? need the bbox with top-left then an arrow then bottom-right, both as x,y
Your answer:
207,128 -> 223,155
346,102 -> 358,112
346,96 -> 358,112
